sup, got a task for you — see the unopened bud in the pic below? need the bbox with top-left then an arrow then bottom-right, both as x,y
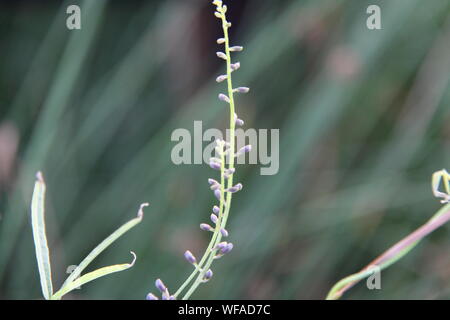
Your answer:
229,46 -> 243,52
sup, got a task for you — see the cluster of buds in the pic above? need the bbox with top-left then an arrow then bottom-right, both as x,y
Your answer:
213,241 -> 234,259
213,1 -> 250,109
183,250 -> 214,283
203,0 -> 252,275
147,0 -> 251,300
146,279 -> 175,300
200,204 -> 230,238
211,144 -> 245,200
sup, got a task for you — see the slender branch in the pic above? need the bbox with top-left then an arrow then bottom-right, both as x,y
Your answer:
181,5 -> 237,300
326,202 -> 450,300
169,1 -> 247,300
174,145 -> 226,298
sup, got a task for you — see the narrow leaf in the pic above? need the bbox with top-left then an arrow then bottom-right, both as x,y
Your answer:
51,252 -> 137,300
31,171 -> 53,300
58,203 -> 148,297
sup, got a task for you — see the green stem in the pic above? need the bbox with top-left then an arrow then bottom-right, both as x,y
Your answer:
174,149 -> 226,298
181,8 -> 237,300
326,202 -> 450,300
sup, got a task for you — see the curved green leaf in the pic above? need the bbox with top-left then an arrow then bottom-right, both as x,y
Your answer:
54,203 -> 148,299
51,252 -> 137,300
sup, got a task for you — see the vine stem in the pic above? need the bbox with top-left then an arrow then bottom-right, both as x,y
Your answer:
174,6 -> 237,300
326,202 -> 450,300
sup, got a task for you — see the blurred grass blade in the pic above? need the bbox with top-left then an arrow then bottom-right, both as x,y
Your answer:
51,252 -> 137,300
60,203 -> 148,290
31,171 -> 53,300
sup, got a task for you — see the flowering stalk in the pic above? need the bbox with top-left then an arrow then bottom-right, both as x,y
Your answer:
326,169 -> 450,300
146,0 -> 250,300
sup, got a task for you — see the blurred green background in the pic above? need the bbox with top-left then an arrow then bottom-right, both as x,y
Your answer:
0,0 -> 450,299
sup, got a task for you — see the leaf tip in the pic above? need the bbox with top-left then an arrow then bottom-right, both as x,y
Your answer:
36,171 -> 44,183
138,202 -> 149,219
130,251 -> 137,266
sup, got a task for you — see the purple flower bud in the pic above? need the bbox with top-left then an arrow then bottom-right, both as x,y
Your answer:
162,292 -> 170,300
210,183 -> 221,191
162,293 -> 175,300
209,179 -> 220,190
146,293 -> 159,300
184,250 -> 197,264
217,38 -> 225,44
216,52 -> 227,60
224,168 -> 235,179
226,183 -> 243,193
231,62 -> 240,71
236,145 -> 252,156
155,279 -> 167,293
209,161 -> 221,170
234,113 -> 245,126
203,269 -> 213,282
241,145 -> 252,153
214,242 -> 233,259
208,178 -> 219,185
200,223 -> 214,232
216,75 -> 228,83
221,242 -> 234,254
234,87 -> 250,93
218,93 -> 230,103
213,205 -> 220,214
220,228 -> 229,237
214,189 -> 222,200
216,242 -> 228,250
210,214 -> 218,224
229,46 -> 243,52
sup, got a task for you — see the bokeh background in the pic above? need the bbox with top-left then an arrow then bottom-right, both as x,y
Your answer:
1,0 -> 450,299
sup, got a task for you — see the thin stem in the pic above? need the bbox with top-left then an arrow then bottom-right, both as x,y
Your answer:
174,148 -> 226,298
326,202 -> 450,300
181,8 -> 237,300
